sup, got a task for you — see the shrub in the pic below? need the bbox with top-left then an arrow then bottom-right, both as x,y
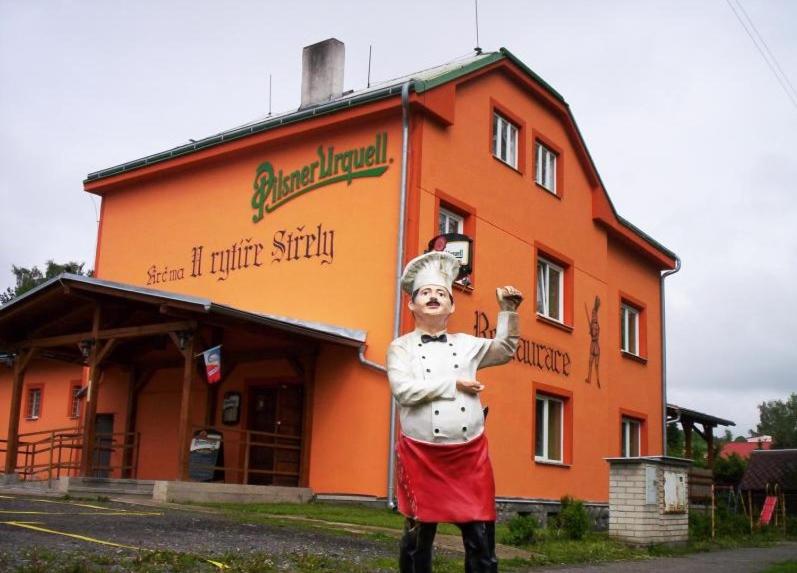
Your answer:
689,511 -> 711,540
502,514 -> 539,546
559,496 -> 591,540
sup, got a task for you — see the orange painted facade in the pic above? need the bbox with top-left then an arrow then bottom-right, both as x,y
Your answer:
1,52 -> 675,504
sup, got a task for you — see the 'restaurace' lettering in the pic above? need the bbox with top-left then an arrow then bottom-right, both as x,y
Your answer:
251,132 -> 390,222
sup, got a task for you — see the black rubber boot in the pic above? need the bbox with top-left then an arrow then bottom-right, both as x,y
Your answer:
399,518 -> 438,573
458,521 -> 499,573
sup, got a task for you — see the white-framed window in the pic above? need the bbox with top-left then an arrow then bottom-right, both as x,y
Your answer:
621,417 -> 641,457
492,113 -> 518,169
620,304 -> 639,355
535,395 -> 564,463
536,258 -> 564,322
70,385 -> 82,419
438,207 -> 464,235
535,141 -> 557,194
27,388 -> 42,419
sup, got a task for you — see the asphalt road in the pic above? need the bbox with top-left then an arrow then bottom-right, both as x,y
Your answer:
1,492 -> 795,572
0,492 -> 396,569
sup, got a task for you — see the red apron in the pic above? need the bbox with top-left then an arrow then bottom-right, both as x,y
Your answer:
396,432 -> 496,523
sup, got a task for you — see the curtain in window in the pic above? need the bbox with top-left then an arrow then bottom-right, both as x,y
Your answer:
548,400 -> 562,461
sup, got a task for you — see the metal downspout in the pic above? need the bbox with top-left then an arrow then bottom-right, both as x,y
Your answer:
660,256 -> 681,455
387,81 -> 413,508
357,81 -> 412,507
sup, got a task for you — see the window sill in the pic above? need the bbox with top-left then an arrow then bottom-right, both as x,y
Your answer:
535,182 -> 560,199
621,350 -> 647,364
534,458 -> 570,468
25,417 -> 39,421
492,155 -> 523,175
536,313 -> 574,333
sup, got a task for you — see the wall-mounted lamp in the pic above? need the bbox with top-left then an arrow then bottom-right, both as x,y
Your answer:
78,339 -> 94,362
176,331 -> 192,352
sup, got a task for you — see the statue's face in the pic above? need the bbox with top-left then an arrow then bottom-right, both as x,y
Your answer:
408,285 -> 454,321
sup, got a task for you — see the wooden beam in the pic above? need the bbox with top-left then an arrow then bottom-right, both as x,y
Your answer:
175,332 -> 196,481
95,338 -> 119,366
20,320 -> 196,349
3,348 -> 38,475
28,302 -> 94,338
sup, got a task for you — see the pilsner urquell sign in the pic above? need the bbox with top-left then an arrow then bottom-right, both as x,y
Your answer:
251,132 -> 390,222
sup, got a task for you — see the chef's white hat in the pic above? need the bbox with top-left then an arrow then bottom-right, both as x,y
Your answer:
400,251 -> 460,295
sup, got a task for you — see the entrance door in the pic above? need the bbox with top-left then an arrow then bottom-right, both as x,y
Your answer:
93,414 -> 114,478
247,384 -> 303,486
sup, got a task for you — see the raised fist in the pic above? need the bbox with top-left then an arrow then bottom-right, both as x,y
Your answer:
496,286 -> 523,312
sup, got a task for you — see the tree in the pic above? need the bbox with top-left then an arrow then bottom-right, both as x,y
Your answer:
713,452 -> 746,487
0,261 -> 92,305
755,393 -> 797,448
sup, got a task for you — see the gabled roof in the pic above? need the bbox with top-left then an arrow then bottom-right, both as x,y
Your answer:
739,449 -> 797,491
83,48 -> 676,267
667,403 -> 735,428
0,273 -> 366,350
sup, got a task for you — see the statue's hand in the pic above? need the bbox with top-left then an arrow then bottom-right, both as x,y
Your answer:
496,286 -> 523,311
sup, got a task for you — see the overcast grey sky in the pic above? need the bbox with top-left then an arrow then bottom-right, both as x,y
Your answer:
1,1 -> 795,436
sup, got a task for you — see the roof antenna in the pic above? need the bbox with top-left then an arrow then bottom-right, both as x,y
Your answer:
268,74 -> 272,117
367,45 -> 373,88
474,0 -> 482,54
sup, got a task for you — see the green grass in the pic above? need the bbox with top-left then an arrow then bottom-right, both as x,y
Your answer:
761,562 -> 797,573
205,500 -> 464,536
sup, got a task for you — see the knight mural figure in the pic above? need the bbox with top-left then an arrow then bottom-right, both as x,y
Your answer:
387,251 -> 523,573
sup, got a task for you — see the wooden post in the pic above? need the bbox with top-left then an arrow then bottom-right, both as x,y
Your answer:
80,307 -> 101,476
705,424 -> 715,468
122,368 -> 137,478
3,348 -> 37,477
683,419 -> 693,459
711,484 -> 716,538
174,332 -> 195,481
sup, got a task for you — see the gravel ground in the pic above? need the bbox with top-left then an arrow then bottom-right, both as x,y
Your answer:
0,493 -> 399,570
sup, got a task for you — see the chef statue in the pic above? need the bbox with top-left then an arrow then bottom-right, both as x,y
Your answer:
387,250 -> 522,573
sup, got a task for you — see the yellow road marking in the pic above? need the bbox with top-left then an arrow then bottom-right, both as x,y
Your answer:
1,521 -> 227,570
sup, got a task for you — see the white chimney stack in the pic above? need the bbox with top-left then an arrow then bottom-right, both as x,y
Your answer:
301,38 -> 345,109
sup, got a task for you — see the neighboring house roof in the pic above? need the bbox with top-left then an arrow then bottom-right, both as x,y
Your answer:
739,449 -> 797,492
82,48 -> 677,266
721,441 -> 773,459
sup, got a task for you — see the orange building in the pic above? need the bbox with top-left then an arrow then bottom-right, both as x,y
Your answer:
1,40 -> 678,512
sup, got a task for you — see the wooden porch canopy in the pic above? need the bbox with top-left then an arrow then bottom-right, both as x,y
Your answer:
0,273 -> 366,480
667,403 -> 735,468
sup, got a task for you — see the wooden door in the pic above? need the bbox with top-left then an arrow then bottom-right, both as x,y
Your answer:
247,384 -> 303,486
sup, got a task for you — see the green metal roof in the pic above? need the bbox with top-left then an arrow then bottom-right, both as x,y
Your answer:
84,47 -> 676,263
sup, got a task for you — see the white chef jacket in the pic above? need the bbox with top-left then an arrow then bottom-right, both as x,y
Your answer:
387,311 -> 519,444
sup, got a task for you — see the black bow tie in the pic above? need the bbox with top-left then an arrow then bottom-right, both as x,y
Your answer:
421,333 -> 448,344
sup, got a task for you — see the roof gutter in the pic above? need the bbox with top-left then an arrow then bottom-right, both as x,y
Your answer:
660,256 -> 682,455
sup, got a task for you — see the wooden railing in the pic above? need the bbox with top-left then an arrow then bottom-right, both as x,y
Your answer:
0,428 -> 140,483
189,426 -> 301,485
